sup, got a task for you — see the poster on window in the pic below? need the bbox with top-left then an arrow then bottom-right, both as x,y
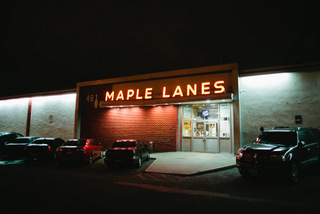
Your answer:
220,120 -> 230,137
183,119 -> 192,136
220,104 -> 230,118
183,105 -> 192,118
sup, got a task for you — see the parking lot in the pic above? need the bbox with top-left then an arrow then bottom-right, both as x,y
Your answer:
1,152 -> 320,213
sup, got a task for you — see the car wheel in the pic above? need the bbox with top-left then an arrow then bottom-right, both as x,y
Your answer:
239,169 -> 251,178
288,162 -> 299,183
100,150 -> 104,158
87,155 -> 93,165
135,156 -> 142,168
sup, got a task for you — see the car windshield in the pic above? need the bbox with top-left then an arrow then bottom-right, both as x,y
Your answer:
111,141 -> 136,148
7,138 -> 30,143
64,140 -> 87,146
259,132 -> 297,146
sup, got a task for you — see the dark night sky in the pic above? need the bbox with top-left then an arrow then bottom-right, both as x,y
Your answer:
1,1 -> 320,97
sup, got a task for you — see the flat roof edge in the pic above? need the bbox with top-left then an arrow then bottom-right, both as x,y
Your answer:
0,89 -> 76,101
77,63 -> 239,88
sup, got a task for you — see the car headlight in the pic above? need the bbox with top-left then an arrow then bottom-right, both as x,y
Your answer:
270,154 -> 284,161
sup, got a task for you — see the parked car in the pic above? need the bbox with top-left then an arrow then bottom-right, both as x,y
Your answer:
105,139 -> 150,168
236,126 -> 320,183
3,136 -> 39,158
24,137 -> 65,160
55,138 -> 103,165
0,132 -> 23,153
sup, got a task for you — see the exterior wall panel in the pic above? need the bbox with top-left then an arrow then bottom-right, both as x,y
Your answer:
30,94 -> 76,141
239,71 -> 320,147
0,98 -> 29,135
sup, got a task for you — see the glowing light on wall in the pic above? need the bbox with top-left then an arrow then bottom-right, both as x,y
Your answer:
31,93 -> 76,105
241,73 -> 290,87
0,97 -> 30,108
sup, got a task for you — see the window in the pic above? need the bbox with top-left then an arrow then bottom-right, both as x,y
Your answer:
182,103 -> 231,138
299,131 -> 313,144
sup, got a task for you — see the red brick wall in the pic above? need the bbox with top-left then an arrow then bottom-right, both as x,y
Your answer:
81,105 -> 178,152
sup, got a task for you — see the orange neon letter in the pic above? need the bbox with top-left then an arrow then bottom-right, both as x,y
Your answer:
214,80 -> 225,94
172,85 -> 184,97
187,84 -> 197,96
145,88 -> 153,99
127,89 -> 135,100
136,89 -> 143,100
201,82 -> 210,95
105,91 -> 114,101
116,90 -> 124,101
162,87 -> 170,98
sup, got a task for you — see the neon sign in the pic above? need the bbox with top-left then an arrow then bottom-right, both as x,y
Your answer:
105,80 -> 225,102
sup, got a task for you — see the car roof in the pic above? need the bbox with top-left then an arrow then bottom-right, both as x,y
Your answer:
16,136 -> 39,139
34,137 -> 59,141
0,132 -> 20,136
269,126 -> 315,132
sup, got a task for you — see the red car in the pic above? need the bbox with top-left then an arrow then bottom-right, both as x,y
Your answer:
56,139 -> 103,165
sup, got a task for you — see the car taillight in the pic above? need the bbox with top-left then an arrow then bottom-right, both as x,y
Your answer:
236,148 -> 244,160
48,146 -> 51,151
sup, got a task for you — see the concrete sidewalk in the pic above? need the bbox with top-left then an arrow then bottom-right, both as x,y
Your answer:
145,152 -> 236,175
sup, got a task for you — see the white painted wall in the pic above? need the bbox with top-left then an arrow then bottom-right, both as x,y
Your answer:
0,93 -> 76,141
30,93 -> 76,141
0,98 -> 29,135
239,71 -> 320,147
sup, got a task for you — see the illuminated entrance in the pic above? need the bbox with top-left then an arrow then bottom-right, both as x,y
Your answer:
181,102 -> 232,153
76,63 -> 240,154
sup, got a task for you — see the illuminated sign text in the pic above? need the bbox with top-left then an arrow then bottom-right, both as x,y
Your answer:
105,80 -> 225,102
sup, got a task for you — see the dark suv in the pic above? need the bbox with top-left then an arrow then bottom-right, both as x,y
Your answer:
236,126 -> 320,183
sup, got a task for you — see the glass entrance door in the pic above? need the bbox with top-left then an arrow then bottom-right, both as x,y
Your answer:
192,121 -> 205,152
192,120 -> 219,152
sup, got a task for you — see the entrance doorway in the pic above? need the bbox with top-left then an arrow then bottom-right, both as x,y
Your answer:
181,102 -> 232,153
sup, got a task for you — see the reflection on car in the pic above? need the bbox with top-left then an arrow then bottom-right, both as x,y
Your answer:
236,126 -> 320,183
0,132 -> 23,154
3,136 -> 39,158
105,139 -> 150,168
56,138 -> 103,165
24,137 -> 65,160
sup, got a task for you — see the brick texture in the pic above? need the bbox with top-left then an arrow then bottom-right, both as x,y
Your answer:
81,105 -> 178,152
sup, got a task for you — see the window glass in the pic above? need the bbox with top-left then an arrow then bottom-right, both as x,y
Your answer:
182,103 -> 231,138
193,121 -> 204,137
206,122 -> 217,137
183,119 -> 192,137
299,131 -> 313,144
64,140 -> 87,146
311,129 -> 320,142
219,104 -> 230,137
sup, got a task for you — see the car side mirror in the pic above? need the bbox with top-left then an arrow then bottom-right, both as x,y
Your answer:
298,141 -> 305,147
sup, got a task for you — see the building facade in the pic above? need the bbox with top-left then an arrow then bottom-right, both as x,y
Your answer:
1,63 -> 319,155
75,63 -> 240,153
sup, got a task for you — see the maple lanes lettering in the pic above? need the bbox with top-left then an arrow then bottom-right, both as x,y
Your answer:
105,80 -> 225,102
